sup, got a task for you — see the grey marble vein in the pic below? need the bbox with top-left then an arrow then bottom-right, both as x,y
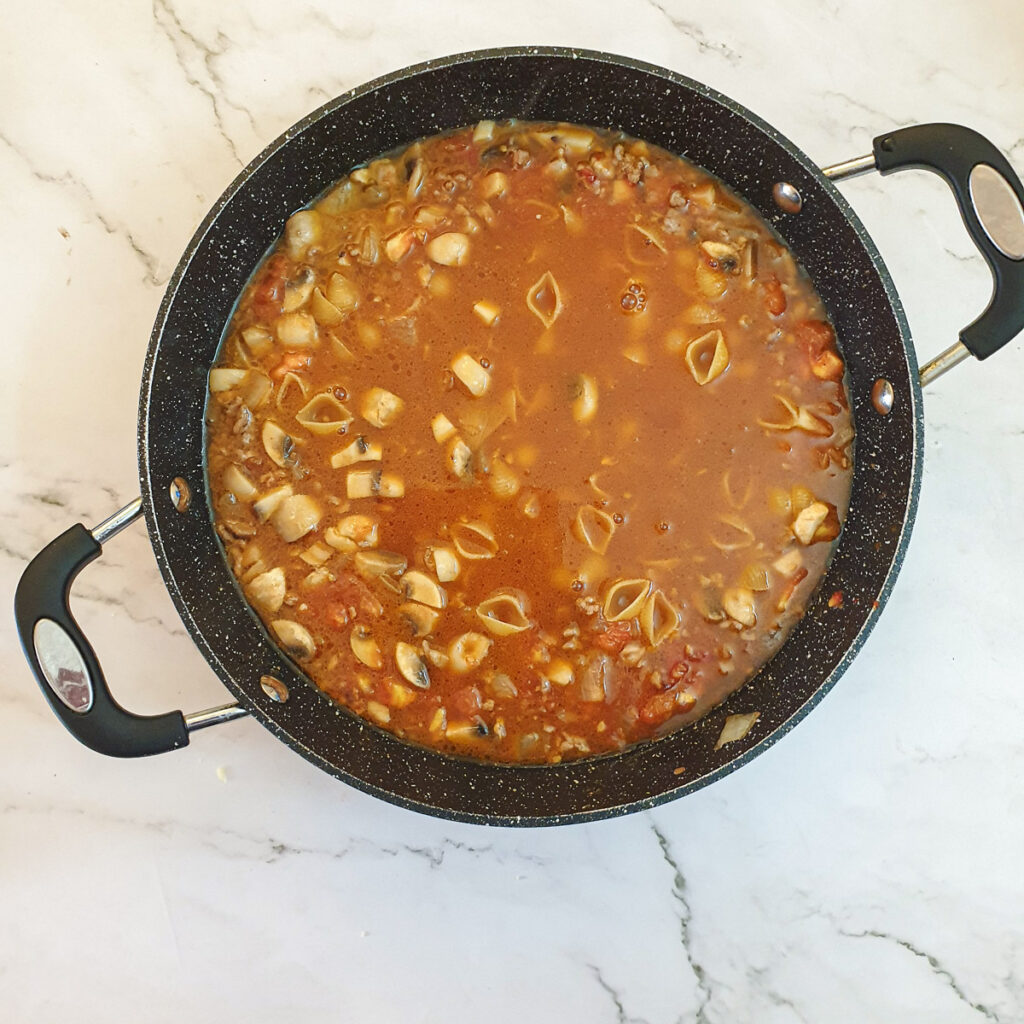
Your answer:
841,928 -> 1002,1022
651,821 -> 713,1022
0,129 -> 164,286
644,1 -> 742,64
151,0 -> 253,164
589,963 -> 650,1024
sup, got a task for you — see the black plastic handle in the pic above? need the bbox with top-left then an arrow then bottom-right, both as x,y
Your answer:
14,522 -> 190,757
873,123 -> 1024,360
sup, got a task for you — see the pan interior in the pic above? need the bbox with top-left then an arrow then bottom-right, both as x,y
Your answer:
139,48 -> 921,825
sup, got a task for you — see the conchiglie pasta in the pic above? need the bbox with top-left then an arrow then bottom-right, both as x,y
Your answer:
684,329 -> 730,386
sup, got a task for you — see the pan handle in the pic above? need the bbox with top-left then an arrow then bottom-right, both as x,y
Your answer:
13,498 -> 247,757
822,123 -> 1024,385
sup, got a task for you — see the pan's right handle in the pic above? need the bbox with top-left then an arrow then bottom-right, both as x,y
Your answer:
13,498 -> 247,757
822,123 -> 1024,385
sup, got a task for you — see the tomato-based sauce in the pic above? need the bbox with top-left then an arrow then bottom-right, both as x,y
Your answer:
206,121 -> 853,762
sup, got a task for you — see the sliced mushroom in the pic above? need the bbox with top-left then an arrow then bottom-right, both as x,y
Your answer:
325,514 -> 379,551
350,625 -> 382,669
446,437 -> 473,479
431,413 -> 457,444
398,602 -> 440,639
330,435 -> 383,469
579,652 -> 614,703
276,312 -> 318,349
395,642 -> 431,689
353,549 -> 408,579
223,465 -> 257,501
792,502 -> 830,544
283,267 -> 316,312
262,421 -> 297,468
285,210 -> 320,257
271,619 -> 316,660
426,545 -> 460,583
400,570 -> 447,609
209,368 -> 249,393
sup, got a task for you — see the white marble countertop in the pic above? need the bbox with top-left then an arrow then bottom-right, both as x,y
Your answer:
4,1 -> 1024,1020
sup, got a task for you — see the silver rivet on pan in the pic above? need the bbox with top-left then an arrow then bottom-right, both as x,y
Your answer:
871,378 -> 895,415
772,182 -> 803,213
169,476 -> 192,512
261,674 -> 290,702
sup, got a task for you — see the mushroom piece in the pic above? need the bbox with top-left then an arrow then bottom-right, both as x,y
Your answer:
246,567 -> 286,613
262,421 -> 297,468
361,387 -> 405,428
276,312 -> 319,349
395,642 -> 431,689
426,545 -> 460,583
426,232 -> 470,267
269,494 -> 322,543
271,620 -> 316,660
400,570 -> 447,609
209,368 -> 249,393
282,267 -> 316,311
397,602 -> 441,639
722,587 -> 757,628
353,549 -> 408,580
223,465 -> 257,501
350,625 -> 383,669
451,353 -> 491,397
253,484 -> 294,522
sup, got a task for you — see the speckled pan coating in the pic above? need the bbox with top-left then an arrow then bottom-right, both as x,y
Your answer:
138,47 -> 922,826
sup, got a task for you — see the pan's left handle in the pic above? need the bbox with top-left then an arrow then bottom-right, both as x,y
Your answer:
14,498 -> 247,757
822,122 -> 1024,385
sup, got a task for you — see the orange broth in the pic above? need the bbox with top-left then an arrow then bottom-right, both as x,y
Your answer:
206,121 -> 854,762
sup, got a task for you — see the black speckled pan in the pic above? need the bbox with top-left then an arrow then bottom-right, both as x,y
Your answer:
18,47 -> 1024,825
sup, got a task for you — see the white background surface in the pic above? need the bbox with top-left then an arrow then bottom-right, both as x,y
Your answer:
3,1 -> 1023,1020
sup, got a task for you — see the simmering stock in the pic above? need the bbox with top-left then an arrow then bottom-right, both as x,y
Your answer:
206,121 -> 854,763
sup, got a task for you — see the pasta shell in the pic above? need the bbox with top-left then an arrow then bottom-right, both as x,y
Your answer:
684,330 -> 730,386
295,393 -> 354,435
640,589 -> 680,646
526,271 -> 563,328
476,589 -> 532,637
603,578 -> 653,622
